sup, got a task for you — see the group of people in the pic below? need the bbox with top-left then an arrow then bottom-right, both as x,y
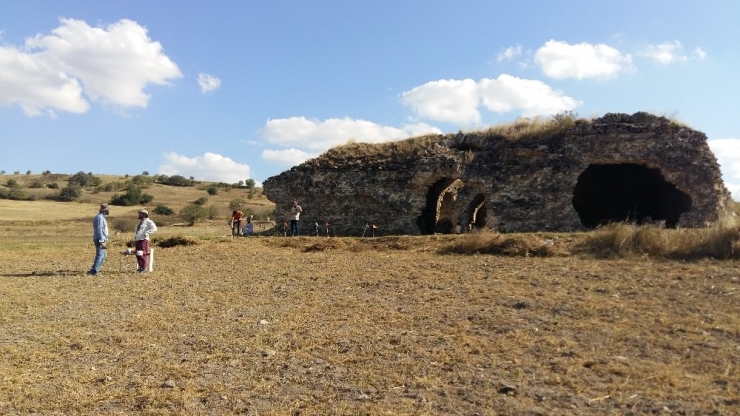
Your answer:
230,209 -> 254,237
89,199 -> 305,274
88,203 -> 157,276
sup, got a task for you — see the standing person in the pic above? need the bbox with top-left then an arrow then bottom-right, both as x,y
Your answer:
134,209 -> 158,273
231,209 -> 244,237
289,200 -> 302,236
88,203 -> 110,276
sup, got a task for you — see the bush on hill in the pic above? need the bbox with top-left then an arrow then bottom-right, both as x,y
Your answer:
110,186 -> 154,206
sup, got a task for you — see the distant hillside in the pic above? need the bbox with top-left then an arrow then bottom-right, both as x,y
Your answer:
0,172 -> 275,223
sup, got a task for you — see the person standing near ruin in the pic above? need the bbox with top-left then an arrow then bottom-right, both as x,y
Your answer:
289,200 -> 302,236
231,209 -> 244,237
87,203 -> 110,276
134,209 -> 157,273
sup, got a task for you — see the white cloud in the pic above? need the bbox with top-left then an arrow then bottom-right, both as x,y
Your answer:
479,74 -> 580,117
258,117 -> 442,149
0,18 -> 181,116
159,152 -> 252,183
261,148 -> 320,167
0,45 -> 90,116
693,47 -> 707,60
534,39 -> 632,79
198,73 -> 221,94
401,79 -> 481,124
497,45 -> 522,62
401,75 -> 580,123
639,41 -> 688,65
708,138 -> 740,201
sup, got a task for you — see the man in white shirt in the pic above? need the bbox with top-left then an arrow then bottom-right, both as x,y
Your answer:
289,201 -> 302,236
134,209 -> 158,273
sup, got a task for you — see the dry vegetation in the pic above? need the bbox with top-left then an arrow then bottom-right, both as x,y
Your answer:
1,198 -> 739,415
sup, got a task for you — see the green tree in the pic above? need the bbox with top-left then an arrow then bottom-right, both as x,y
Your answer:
180,203 -> 207,225
142,171 -> 149,176
26,170 -> 31,175
229,198 -> 246,211
245,178 -> 256,189
0,170 -> 5,175
110,185 -> 154,206
68,171 -> 101,187
207,185 -> 218,196
166,175 -> 191,186
58,183 -> 82,201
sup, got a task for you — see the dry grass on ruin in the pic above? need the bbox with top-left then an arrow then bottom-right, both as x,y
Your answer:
1,201 -> 739,415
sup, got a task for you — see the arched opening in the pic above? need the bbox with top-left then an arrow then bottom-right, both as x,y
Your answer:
416,178 -> 462,234
572,163 -> 692,228
466,193 -> 487,229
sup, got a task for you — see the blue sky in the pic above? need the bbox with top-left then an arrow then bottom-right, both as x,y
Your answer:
1,1 -> 739,199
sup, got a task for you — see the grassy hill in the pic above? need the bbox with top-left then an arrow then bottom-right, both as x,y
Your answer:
0,172 -> 275,226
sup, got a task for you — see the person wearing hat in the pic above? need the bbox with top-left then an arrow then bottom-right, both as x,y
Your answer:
134,209 -> 158,273
88,203 -> 110,275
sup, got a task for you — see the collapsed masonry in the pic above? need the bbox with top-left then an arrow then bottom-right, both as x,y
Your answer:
263,112 -> 731,236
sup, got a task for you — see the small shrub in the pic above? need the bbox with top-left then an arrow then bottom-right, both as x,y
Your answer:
153,205 -> 174,216
194,197 -> 208,206
229,198 -> 246,211
207,185 -> 218,196
112,217 -> 139,233
110,186 -> 154,206
156,236 -> 199,248
166,175 -> 191,187
6,178 -> 18,187
29,180 -> 44,189
207,204 -> 219,220
47,183 -> 59,189
58,183 -> 82,201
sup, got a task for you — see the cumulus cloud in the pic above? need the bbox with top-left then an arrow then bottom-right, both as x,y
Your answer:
708,138 -> 740,201
0,18 -> 181,116
261,148 -> 321,167
258,117 -> 442,150
534,39 -> 633,79
159,152 -> 252,183
401,75 -> 580,123
639,41 -> 688,65
198,73 -> 221,93
401,79 -> 481,124
479,74 -> 580,117
497,45 -> 522,62
0,45 -> 89,116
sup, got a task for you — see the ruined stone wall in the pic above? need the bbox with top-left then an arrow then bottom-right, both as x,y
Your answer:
263,113 -> 730,236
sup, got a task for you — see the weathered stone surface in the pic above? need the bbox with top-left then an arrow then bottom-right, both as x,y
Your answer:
263,113 -> 730,236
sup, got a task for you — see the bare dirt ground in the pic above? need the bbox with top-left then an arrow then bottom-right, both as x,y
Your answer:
1,223 -> 739,415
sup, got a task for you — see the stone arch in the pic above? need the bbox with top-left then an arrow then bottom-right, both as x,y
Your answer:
572,163 -> 692,228
416,178 -> 463,234
466,193 -> 488,229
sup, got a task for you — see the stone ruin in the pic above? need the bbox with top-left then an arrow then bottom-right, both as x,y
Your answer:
263,112 -> 731,236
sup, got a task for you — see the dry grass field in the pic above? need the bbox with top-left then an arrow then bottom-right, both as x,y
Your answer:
1,196 -> 739,415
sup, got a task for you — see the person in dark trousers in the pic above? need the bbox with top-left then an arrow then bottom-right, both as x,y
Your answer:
134,209 -> 158,273
88,203 -> 109,275
289,201 -> 302,236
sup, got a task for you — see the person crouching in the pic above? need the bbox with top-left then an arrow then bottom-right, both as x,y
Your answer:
134,209 -> 158,273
